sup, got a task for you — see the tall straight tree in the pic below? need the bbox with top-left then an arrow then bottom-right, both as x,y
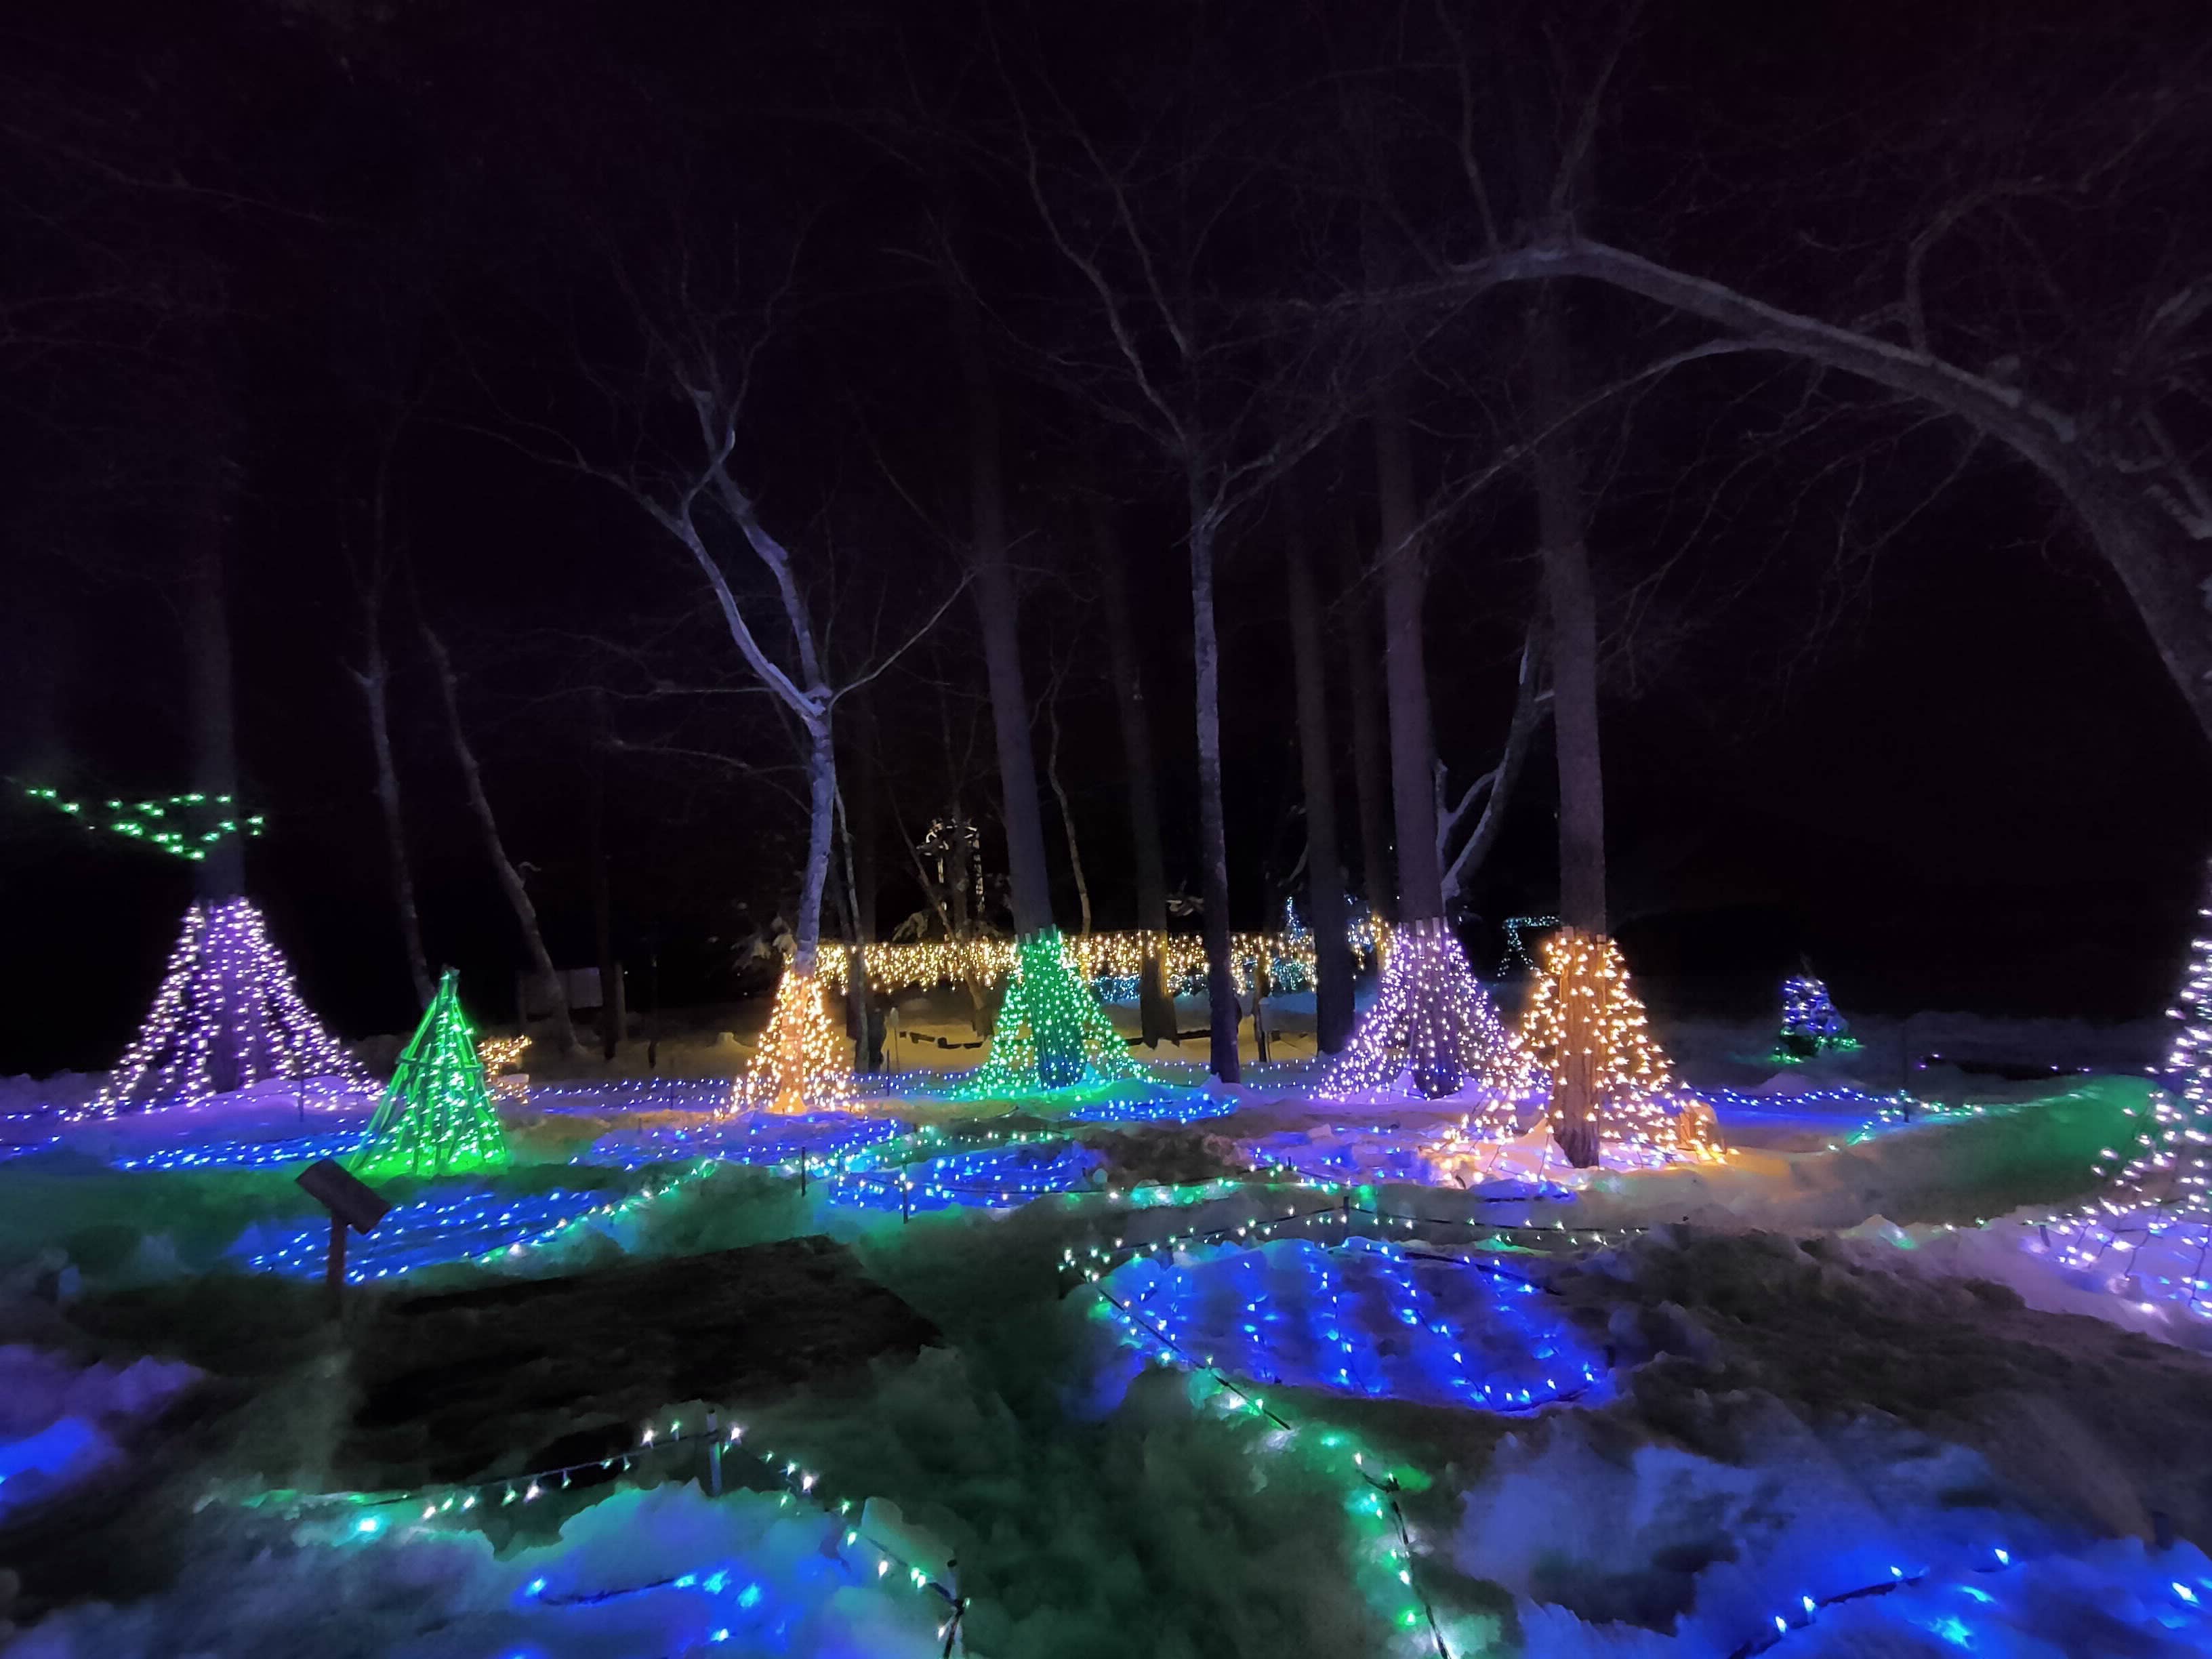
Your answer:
1338,526 -> 1394,919
422,624 -> 577,1054
949,277 -> 1088,1087
1526,294 -> 1605,930
1002,51 -> 1353,1080
1282,483 -> 1354,1051
1096,506 -> 1176,1045
1372,382 -> 1445,926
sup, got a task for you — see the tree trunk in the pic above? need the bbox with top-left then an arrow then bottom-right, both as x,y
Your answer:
1098,513 -> 1177,1044
1527,295 -> 1606,933
955,296 -> 1057,942
841,691 -> 883,1070
587,693 -> 622,1058
1188,478 -> 1242,1083
353,613 -> 432,1010
422,624 -> 577,1053
1284,493 -> 1355,1052
1044,691 -> 1092,935
184,531 -> 246,903
793,716 -> 838,976
1374,392 -> 1446,924
1338,526 -> 1395,922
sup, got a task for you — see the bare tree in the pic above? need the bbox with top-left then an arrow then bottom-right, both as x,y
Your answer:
1095,506 -> 1178,1043
998,45 -> 1355,1079
422,624 -> 576,1053
342,422 -> 433,1010
1413,16 -> 2212,750
1282,479 -> 1355,1050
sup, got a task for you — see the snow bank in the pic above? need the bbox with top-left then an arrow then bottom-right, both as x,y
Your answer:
7,1480 -> 945,1658
0,1345 -> 199,1520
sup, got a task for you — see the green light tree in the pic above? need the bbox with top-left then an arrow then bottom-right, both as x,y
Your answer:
956,930 -> 1146,1098
350,969 -> 512,1178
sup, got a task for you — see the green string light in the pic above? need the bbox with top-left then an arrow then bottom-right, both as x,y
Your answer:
22,785 -> 266,862
352,969 -> 512,1179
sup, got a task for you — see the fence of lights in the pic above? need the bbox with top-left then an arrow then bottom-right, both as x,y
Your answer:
1515,928 -> 1723,1164
1775,974 -> 1860,1061
2020,884 -> 2212,1319
816,913 -> 1393,1002
23,785 -> 266,861
949,930 -> 1149,1099
86,897 -> 367,1117
351,970 -> 511,1180
1319,918 -> 1531,1102
258,1408 -> 968,1652
731,969 -> 855,1115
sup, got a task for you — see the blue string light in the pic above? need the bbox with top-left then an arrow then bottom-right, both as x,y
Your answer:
1095,1235 -> 1601,1413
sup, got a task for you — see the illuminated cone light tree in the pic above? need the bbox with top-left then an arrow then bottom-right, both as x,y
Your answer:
351,969 -> 510,1178
2044,880 -> 2212,1316
89,897 -> 366,1115
1519,929 -> 1719,1167
737,966 -> 856,1115
955,930 -> 1147,1099
1775,973 -> 1858,1061
1319,918 -> 1528,1101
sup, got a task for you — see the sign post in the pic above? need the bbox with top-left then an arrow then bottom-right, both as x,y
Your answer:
295,1159 -> 394,1318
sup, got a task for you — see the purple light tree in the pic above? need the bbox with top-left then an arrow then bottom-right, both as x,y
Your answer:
1317,919 -> 1528,1102
85,897 -> 365,1116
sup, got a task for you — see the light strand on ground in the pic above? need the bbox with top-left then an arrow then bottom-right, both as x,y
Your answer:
249,1406 -> 968,1649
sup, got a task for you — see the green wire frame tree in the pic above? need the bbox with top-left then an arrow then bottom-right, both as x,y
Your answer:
351,969 -> 512,1179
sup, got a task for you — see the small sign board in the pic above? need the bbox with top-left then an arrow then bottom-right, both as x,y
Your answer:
297,1159 -> 393,1234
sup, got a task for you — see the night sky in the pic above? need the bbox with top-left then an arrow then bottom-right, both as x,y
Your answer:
3,0 -> 2207,1073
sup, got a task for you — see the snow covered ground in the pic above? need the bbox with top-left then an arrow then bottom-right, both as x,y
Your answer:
1,1012 -> 2209,1656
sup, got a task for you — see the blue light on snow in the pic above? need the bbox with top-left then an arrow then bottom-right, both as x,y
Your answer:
829,1142 -> 1101,1213
1099,1235 -> 1603,1412
576,1111 -> 910,1172
238,1187 -> 613,1283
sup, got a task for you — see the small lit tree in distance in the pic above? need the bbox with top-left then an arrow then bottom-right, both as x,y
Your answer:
351,969 -> 511,1179
736,965 -> 856,1115
1519,929 -> 1719,1168
1775,973 -> 1858,1061
1319,918 -> 1528,1103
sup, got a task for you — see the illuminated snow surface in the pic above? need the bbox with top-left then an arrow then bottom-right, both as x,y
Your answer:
1094,1235 -> 1604,1411
6,1482 -> 949,1659
7,1025 -> 2212,1655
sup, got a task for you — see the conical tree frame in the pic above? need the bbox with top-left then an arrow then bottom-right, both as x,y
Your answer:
1318,918 -> 1528,1104
351,969 -> 512,1179
954,929 -> 1145,1099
